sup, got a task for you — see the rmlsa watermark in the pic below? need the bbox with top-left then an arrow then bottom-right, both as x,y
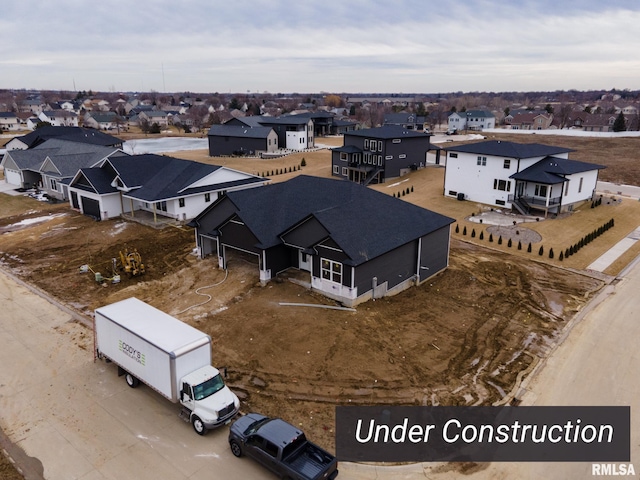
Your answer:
592,464 -> 636,476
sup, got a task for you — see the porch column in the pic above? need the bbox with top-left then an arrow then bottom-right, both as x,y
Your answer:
129,198 -> 134,217
152,203 -> 158,224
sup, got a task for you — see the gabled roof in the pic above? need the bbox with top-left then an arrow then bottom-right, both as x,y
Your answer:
345,125 -> 427,140
196,175 -> 454,266
332,145 -> 362,154
510,156 -> 606,184
384,112 -> 425,124
1,148 -> 56,171
463,110 -> 494,118
72,168 -> 120,195
4,126 -> 122,148
105,154 -> 267,202
35,139 -> 123,177
208,125 -> 274,139
445,140 -> 573,158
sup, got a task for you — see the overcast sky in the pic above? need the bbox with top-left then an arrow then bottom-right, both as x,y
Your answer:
2,1 -> 639,94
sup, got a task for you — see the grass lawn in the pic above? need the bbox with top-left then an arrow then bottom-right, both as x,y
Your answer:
171,139 -> 640,278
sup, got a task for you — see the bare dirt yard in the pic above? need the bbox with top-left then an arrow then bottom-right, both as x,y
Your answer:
1,133 -> 639,473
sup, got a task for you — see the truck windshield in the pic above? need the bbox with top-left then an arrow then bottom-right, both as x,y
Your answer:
192,374 -> 225,400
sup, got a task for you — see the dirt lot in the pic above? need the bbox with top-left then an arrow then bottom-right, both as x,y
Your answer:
0,133 -> 638,469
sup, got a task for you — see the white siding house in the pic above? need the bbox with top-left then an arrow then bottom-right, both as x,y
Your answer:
444,140 -> 605,216
448,110 -> 496,133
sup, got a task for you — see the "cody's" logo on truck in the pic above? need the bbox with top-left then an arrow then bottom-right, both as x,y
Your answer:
119,340 -> 146,365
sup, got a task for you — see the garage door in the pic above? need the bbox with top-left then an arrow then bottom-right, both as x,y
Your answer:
81,197 -> 101,220
5,169 -> 22,187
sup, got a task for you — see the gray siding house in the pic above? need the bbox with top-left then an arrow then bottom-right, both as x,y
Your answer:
190,175 -> 455,307
208,125 -> 278,156
331,125 -> 432,185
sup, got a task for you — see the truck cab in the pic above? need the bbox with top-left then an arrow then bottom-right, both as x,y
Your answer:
229,413 -> 339,480
179,365 -> 239,435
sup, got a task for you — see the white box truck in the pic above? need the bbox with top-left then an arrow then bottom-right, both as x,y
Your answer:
94,297 -> 240,435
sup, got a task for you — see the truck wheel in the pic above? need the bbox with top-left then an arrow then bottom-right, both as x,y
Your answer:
192,416 -> 207,435
229,440 -> 242,457
125,373 -> 139,388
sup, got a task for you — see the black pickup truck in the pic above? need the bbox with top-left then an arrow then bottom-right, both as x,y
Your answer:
229,413 -> 339,480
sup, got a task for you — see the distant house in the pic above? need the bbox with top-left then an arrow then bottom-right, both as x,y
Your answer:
582,114 -> 617,132
0,112 -> 21,131
39,110 -> 79,127
505,112 -> 553,130
331,125 -> 432,184
3,126 -> 123,150
444,140 -> 605,216
383,112 -> 428,131
189,175 -> 455,307
138,110 -> 169,127
68,154 -> 268,223
208,125 -> 278,156
223,114 -> 315,151
289,111 -> 357,136
83,112 -> 117,130
447,110 -> 496,133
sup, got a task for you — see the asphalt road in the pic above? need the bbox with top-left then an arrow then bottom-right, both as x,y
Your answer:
0,270 -> 268,480
1,254 -> 640,480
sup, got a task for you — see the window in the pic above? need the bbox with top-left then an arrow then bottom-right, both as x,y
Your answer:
385,155 -> 393,160
503,159 -> 511,169
534,185 -> 548,197
377,155 -> 382,166
398,154 -> 406,159
50,178 -> 58,191
321,259 -> 342,284
340,152 -> 347,161
364,139 -> 369,149
179,198 -> 185,208
449,153 -> 458,158
263,441 -> 278,458
205,193 -> 211,202
333,165 -> 339,174
477,156 -> 487,166
378,141 -> 383,152
341,167 -> 347,176
578,177 -> 583,193
564,182 -> 569,196
392,138 -> 401,143
156,201 -> 167,212
493,179 -> 511,191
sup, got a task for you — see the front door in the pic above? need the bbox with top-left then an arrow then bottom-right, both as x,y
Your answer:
299,252 -> 311,272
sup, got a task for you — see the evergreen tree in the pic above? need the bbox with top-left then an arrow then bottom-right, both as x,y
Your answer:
613,112 -> 626,132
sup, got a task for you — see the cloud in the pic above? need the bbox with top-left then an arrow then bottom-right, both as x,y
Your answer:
1,1 -> 640,92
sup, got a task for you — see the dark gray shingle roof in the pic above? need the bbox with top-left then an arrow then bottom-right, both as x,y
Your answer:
345,125 -> 427,140
510,156 -> 606,183
202,175 -> 454,265
445,140 -> 573,158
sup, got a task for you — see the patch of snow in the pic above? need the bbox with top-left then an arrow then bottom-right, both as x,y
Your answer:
109,222 -> 129,236
7,213 -> 66,228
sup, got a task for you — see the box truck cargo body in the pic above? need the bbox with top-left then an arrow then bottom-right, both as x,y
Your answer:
95,297 -> 240,435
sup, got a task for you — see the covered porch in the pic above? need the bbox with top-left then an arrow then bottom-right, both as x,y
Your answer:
510,180 -> 564,218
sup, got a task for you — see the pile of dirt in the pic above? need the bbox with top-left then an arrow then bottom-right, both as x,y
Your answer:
0,203 -> 604,452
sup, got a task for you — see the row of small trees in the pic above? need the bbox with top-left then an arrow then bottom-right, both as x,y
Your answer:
259,165 -> 302,177
561,218 -> 615,259
455,217 -> 615,261
258,158 -> 306,177
393,186 -> 414,198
